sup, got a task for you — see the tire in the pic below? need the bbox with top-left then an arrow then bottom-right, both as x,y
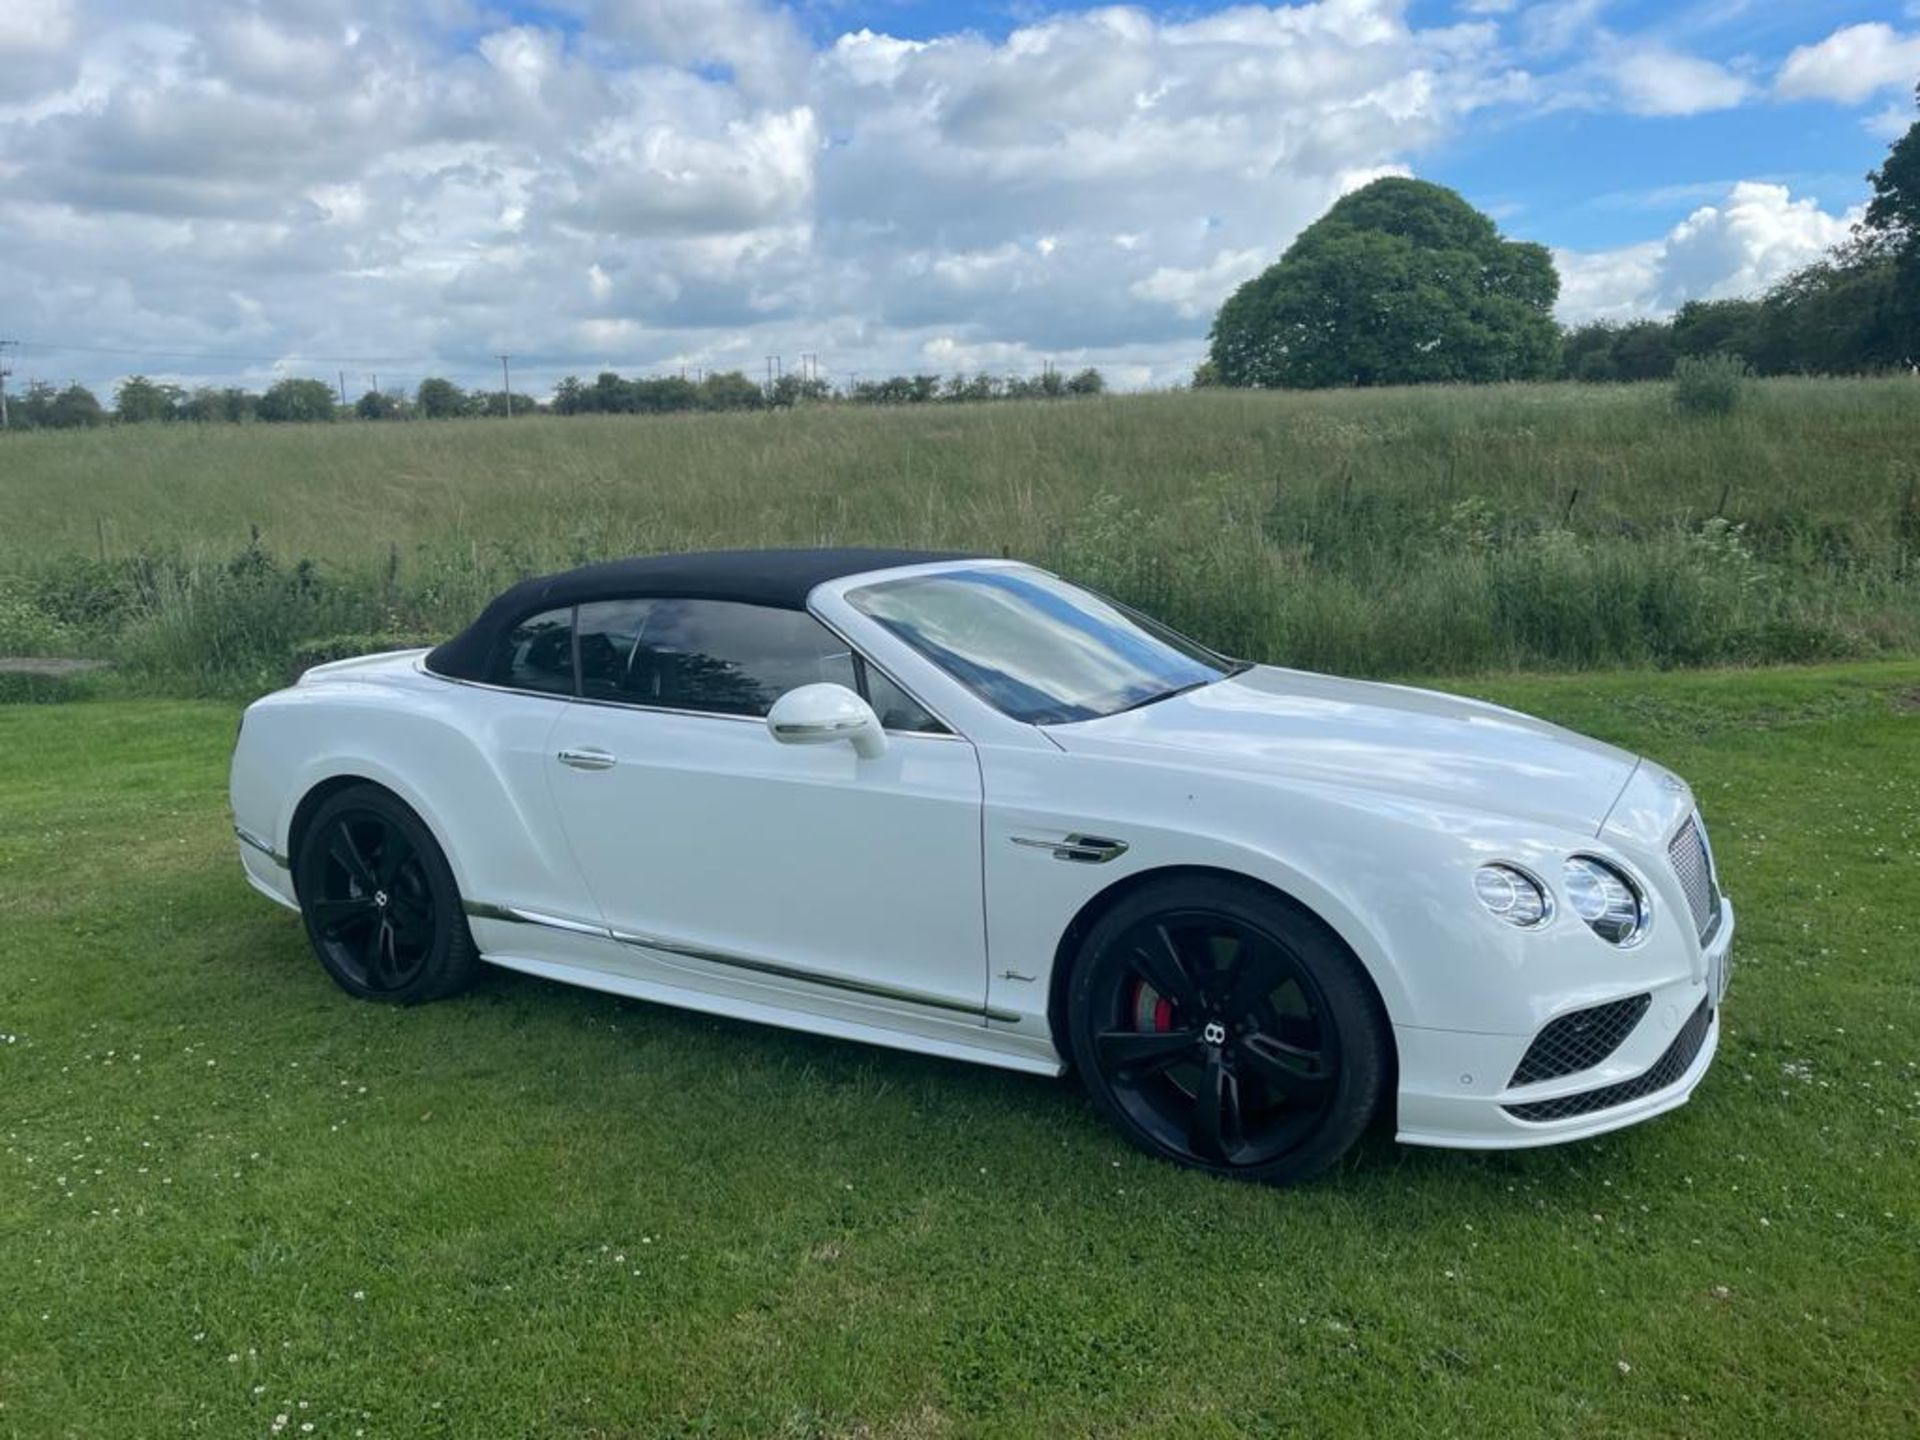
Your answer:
292,784 -> 480,1005
1066,875 -> 1390,1185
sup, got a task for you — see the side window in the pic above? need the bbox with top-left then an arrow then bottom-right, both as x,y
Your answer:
576,599 -> 654,701
862,663 -> 946,734
492,606 -> 575,695
615,599 -> 858,717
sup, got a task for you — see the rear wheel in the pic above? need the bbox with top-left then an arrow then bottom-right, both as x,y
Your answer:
1067,876 -> 1389,1185
292,785 -> 479,1004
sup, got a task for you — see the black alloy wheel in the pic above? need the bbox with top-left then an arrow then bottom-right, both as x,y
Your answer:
1068,876 -> 1389,1185
293,784 -> 478,1004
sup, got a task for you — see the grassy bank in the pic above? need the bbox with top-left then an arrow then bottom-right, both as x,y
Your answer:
2,662 -> 1916,1437
2,379 -> 1918,694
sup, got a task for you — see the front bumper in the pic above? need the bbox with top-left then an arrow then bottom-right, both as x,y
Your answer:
1392,898 -> 1733,1151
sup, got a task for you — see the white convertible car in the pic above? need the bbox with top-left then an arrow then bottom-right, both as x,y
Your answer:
231,549 -> 1732,1183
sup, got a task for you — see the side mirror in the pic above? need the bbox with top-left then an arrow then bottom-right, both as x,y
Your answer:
767,683 -> 887,760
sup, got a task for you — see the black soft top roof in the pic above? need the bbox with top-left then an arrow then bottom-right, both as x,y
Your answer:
425,547 -> 979,682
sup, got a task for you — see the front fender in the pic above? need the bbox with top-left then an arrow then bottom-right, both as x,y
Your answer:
980,743 -> 1699,1050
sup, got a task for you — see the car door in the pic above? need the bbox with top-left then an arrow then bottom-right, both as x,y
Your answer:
544,596 -> 991,1025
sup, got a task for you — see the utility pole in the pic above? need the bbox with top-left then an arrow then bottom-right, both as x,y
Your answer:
496,355 -> 514,417
0,340 -> 15,429
338,370 -> 349,407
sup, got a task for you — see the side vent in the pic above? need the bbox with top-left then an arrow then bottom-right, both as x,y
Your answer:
1010,833 -> 1129,864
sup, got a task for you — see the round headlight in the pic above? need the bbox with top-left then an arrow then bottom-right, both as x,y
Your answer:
1563,856 -> 1648,946
1474,864 -> 1550,928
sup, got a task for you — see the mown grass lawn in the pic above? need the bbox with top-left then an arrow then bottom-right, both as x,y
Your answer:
2,664 -> 1916,1438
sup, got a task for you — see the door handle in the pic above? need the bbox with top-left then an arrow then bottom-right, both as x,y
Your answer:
557,747 -> 617,772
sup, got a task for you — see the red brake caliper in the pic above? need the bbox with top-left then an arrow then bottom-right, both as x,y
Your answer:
1129,979 -> 1175,1032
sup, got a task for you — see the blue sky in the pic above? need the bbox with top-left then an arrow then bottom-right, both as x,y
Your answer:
0,0 -> 1914,395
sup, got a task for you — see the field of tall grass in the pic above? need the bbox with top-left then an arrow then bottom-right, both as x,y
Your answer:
2,377 -> 1916,696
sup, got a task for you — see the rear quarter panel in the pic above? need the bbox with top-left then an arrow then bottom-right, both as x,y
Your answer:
232,661 -> 595,924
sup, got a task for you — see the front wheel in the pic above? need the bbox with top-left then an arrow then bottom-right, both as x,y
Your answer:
1067,876 -> 1390,1185
292,784 -> 479,1005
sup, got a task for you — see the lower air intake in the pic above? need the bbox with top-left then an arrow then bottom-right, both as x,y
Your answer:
1509,993 -> 1652,1087
1503,1000 -> 1713,1123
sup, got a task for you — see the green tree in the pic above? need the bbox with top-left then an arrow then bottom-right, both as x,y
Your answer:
415,377 -> 466,419
697,371 -> 764,411
180,387 -> 256,423
1862,86 -> 1920,253
1561,323 -> 1621,381
1860,88 -> 1919,364
1609,321 -> 1677,381
48,384 -> 105,428
114,375 -> 183,423
475,390 -> 537,417
1671,299 -> 1763,362
256,378 -> 337,423
1065,367 -> 1106,396
632,377 -> 701,413
1209,178 -> 1560,388
16,381 -> 59,428
1755,256 -> 1903,374
552,376 -> 590,415
355,389 -> 405,420
591,371 -> 633,414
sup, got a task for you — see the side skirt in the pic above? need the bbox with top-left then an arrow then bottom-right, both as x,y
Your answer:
478,950 -> 1067,1078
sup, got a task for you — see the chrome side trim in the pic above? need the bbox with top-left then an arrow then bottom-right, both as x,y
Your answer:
1010,833 -> 1130,864
462,900 -> 613,939
234,824 -> 290,869
609,925 -> 1022,1023
462,899 -> 1018,1023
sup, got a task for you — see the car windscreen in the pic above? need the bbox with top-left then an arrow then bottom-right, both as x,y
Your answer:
846,568 -> 1232,725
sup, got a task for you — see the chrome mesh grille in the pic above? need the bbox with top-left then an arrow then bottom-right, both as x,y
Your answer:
1668,813 -> 1721,944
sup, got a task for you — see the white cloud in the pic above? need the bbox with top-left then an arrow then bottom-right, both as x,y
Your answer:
588,0 -> 809,102
0,0 -> 1550,390
1520,0 -> 1610,57
1777,23 -> 1920,105
1606,43 -> 1751,116
1556,181 -> 1858,323
0,0 -> 77,101
1867,101 -> 1916,140
0,0 -> 1835,394
1130,249 -> 1270,319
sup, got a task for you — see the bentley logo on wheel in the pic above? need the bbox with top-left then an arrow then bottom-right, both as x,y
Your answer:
1203,1020 -> 1227,1046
